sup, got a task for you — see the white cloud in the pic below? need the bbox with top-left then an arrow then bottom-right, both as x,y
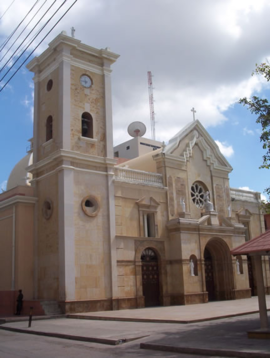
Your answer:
215,140 -> 234,158
21,95 -> 31,108
239,186 -> 254,191
243,127 -> 254,135
261,193 -> 267,201
1,180 -> 7,192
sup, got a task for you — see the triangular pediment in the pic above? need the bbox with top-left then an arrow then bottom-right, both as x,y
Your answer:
136,196 -> 160,211
163,120 -> 232,173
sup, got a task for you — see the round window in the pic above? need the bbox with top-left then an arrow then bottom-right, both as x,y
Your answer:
191,182 -> 208,208
42,199 -> 53,219
81,195 -> 100,217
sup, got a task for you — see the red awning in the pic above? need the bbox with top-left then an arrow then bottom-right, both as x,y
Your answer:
231,230 -> 270,256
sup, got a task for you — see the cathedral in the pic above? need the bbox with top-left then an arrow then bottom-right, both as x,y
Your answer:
0,32 -> 269,315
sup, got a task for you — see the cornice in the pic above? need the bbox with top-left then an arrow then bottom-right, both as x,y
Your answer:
0,195 -> 37,209
28,149 -> 116,174
27,32 -> 119,74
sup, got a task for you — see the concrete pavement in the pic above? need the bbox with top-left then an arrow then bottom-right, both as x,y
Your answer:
0,296 -> 270,357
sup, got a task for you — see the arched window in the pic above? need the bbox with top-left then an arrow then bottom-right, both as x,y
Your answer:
81,112 -> 93,138
189,254 -> 198,276
46,116 -> 53,141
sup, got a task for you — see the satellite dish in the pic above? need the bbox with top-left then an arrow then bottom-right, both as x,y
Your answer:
128,121 -> 146,138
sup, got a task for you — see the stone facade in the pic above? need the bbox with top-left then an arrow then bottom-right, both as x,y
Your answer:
0,32 -> 269,315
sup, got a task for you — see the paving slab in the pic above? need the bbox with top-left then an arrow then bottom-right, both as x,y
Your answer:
68,296 -> 270,324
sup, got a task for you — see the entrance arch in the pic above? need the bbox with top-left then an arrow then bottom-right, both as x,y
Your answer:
141,248 -> 160,307
204,238 -> 234,301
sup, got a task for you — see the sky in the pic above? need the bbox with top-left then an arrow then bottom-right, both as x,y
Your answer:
0,0 -> 269,200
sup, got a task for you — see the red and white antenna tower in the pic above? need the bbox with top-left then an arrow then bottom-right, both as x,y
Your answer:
147,71 -> 156,140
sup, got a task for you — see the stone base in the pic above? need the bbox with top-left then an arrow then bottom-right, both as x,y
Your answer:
0,290 -> 45,316
60,296 -> 146,314
178,212 -> 191,219
232,288 -> 251,300
248,329 -> 270,339
170,292 -> 208,305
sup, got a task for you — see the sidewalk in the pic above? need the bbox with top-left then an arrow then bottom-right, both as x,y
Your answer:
0,297 -> 270,357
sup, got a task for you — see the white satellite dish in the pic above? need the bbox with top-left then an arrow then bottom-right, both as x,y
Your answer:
127,121 -> 146,138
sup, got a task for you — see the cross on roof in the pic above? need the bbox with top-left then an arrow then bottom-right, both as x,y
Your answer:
191,107 -> 196,121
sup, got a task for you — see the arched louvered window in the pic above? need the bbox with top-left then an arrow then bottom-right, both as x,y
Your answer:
81,112 -> 93,138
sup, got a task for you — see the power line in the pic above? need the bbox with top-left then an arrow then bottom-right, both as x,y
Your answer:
0,0 -> 40,53
0,0 -> 49,64
0,0 -> 77,92
0,0 -> 16,22
0,0 -> 58,74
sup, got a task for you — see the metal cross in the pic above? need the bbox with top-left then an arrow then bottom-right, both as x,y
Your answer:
191,107 -> 196,121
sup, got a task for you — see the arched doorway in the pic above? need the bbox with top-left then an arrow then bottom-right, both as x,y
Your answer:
204,238 -> 234,301
141,248 -> 160,307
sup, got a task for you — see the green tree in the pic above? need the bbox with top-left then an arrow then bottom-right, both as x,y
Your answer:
239,62 -> 270,213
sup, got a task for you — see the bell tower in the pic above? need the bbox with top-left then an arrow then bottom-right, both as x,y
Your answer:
27,32 -> 119,312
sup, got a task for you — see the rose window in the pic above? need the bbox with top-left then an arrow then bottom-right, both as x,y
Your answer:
191,182 -> 207,208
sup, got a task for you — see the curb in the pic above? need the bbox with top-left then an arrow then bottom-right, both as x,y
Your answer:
0,326 -> 146,346
140,343 -> 270,358
67,310 -> 264,324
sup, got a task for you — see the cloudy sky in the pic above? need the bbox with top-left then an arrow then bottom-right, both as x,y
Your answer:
0,0 -> 269,199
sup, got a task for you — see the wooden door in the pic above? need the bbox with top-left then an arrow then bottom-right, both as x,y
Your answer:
141,248 -> 160,307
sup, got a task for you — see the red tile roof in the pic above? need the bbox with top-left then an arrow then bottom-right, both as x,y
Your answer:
231,230 -> 270,255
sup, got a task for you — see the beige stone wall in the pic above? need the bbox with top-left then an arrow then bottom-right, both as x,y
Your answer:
37,68 -> 60,161
73,170 -> 111,301
15,203 -> 35,298
0,208 -> 13,290
70,65 -> 106,157
213,177 -> 231,218
0,196 -> 35,298
114,183 -> 167,238
36,173 -> 59,300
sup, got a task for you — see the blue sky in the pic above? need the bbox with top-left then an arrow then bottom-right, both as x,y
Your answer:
0,0 -> 270,200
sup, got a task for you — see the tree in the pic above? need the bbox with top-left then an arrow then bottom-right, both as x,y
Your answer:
239,62 -> 270,212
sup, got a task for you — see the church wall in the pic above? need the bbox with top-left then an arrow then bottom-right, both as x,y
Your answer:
36,174 -> 59,300
0,209 -> 13,290
70,65 -> 106,157
186,145 -> 212,219
213,177 -> 231,219
166,231 -> 184,301
73,170 -> 111,301
116,237 -> 136,299
114,183 -> 167,238
15,203 -> 35,299
37,68 -> 60,162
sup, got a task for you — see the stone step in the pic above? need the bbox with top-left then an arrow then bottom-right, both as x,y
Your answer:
40,301 -> 62,315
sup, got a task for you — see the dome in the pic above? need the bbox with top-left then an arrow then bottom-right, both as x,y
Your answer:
7,153 -> 33,191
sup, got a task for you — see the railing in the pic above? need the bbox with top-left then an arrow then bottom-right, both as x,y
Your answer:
230,188 -> 260,203
114,167 -> 164,187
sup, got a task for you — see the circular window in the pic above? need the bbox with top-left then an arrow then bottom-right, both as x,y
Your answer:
47,79 -> 53,91
81,195 -> 99,217
191,182 -> 208,208
42,199 -> 53,219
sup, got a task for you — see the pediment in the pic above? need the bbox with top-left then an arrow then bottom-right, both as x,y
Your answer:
136,196 -> 160,211
164,120 -> 232,173
236,207 -> 252,222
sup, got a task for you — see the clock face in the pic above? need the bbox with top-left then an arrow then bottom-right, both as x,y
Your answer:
80,75 -> 92,88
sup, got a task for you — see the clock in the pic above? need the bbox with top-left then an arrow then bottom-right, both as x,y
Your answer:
80,75 -> 92,88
